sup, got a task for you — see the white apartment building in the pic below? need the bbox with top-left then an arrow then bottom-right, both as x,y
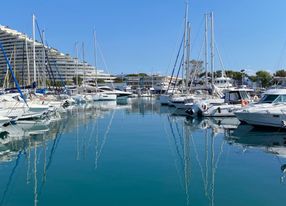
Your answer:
0,25 -> 114,87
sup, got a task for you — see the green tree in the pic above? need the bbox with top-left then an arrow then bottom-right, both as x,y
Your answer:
54,81 -> 62,87
97,79 -> 105,84
126,73 -> 148,77
248,75 -> 257,82
114,77 -> 123,83
225,70 -> 243,80
256,70 -> 272,88
274,69 -> 286,77
65,80 -> 73,85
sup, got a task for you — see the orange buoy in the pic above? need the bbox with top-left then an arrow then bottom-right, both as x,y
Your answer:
241,99 -> 249,107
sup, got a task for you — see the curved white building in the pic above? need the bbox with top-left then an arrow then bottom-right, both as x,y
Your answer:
0,25 -> 114,87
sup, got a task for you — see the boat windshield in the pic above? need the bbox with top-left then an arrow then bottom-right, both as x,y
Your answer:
259,94 -> 279,103
239,91 -> 250,100
273,95 -> 286,103
100,87 -> 112,91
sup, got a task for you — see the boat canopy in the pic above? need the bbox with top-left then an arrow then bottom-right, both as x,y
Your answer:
259,94 -> 286,104
263,89 -> 286,95
224,89 -> 250,104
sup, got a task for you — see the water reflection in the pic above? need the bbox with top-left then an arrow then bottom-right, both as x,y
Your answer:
0,98 -> 285,206
0,101 -> 129,206
167,116 -> 227,206
226,125 -> 286,183
167,114 -> 286,205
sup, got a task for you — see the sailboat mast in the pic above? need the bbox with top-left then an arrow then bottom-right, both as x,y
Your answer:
210,12 -> 215,85
204,13 -> 209,87
75,42 -> 79,88
25,38 -> 31,86
93,29 -> 98,90
186,23 -> 191,94
42,30 -> 46,88
32,14 -> 37,83
82,42 -> 86,91
13,44 -> 16,88
183,2 -> 189,93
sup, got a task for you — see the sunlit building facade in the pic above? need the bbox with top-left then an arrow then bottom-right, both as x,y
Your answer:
0,25 -> 114,87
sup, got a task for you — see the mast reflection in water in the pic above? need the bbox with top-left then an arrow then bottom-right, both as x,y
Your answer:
0,98 -> 285,206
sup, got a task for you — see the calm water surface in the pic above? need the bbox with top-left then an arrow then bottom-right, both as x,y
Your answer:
0,98 -> 285,206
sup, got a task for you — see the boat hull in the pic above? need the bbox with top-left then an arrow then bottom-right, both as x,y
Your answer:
235,111 -> 286,128
93,93 -> 117,101
202,105 -> 242,117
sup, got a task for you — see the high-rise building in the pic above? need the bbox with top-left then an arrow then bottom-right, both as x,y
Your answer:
0,25 -> 114,87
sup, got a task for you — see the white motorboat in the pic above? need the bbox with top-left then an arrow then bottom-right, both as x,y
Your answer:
172,89 -> 221,110
85,84 -> 131,99
98,86 -> 132,99
235,89 -> 286,128
191,88 -> 252,117
92,93 -> 117,101
185,98 -> 224,116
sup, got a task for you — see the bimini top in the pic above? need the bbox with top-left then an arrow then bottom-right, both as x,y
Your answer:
263,89 -> 286,95
259,89 -> 286,104
215,76 -> 232,81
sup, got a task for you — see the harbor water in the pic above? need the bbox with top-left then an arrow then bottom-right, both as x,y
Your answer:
0,98 -> 285,206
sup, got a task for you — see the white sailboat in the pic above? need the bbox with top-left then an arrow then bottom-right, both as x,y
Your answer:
182,12 -> 237,116
91,30 -> 117,101
71,42 -> 86,104
160,4 -> 191,106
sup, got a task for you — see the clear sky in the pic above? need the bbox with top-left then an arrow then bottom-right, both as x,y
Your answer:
1,0 -> 286,75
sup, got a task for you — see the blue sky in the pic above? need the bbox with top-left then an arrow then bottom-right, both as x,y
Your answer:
1,0 -> 286,75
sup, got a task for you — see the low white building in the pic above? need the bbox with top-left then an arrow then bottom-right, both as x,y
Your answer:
125,74 -> 182,92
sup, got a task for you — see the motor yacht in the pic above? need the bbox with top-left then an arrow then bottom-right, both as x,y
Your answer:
92,93 -> 117,101
97,86 -> 132,99
84,83 -> 131,99
235,89 -> 286,128
190,88 -> 253,117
